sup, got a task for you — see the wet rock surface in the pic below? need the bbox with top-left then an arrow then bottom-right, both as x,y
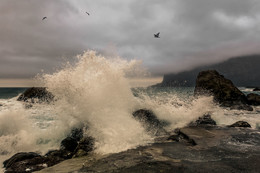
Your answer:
3,152 -> 61,173
132,109 -> 169,136
194,70 -> 253,111
73,127 -> 260,173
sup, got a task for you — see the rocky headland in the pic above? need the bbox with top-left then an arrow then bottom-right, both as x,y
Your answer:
156,55 -> 260,87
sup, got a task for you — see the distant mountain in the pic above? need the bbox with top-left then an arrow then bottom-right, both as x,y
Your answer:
156,55 -> 260,87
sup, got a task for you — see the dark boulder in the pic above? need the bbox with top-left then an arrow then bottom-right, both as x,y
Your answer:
58,127 -> 94,157
132,109 -> 169,136
194,70 -> 253,111
60,128 -> 83,152
3,152 -> 51,173
253,87 -> 260,91
60,127 -> 86,153
167,134 -> 180,142
189,114 -> 216,127
228,121 -> 251,128
60,137 -> 78,152
4,156 -> 48,173
3,152 -> 41,169
69,127 -> 84,142
168,128 -> 197,146
73,136 -> 95,158
3,151 -> 66,173
17,87 -> 54,103
247,93 -> 260,106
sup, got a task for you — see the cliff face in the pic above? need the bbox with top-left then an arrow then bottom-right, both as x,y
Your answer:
159,55 -> 260,87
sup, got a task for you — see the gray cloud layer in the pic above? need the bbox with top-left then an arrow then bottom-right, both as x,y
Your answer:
1,0 -> 260,78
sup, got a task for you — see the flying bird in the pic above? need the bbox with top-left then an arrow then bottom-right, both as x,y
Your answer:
42,17 -> 47,20
86,11 -> 90,15
154,32 -> 160,38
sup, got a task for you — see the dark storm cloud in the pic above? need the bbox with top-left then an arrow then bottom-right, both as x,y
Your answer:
1,0 -> 260,79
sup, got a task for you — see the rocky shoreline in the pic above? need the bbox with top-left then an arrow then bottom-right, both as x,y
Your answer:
36,119 -> 260,173
3,70 -> 260,172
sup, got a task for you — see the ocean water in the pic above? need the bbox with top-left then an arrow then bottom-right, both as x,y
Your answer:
0,51 -> 259,171
0,88 -> 28,99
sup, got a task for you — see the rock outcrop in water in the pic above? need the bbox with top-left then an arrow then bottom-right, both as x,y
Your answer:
253,87 -> 260,91
132,109 -> 169,136
228,121 -> 251,128
247,93 -> 260,106
17,87 -> 54,103
194,70 -> 253,111
188,114 -> 216,127
59,127 -> 94,158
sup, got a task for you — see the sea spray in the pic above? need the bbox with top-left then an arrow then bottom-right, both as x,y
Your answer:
211,106 -> 260,129
0,106 -> 59,170
40,51 -> 153,154
133,88 -> 216,130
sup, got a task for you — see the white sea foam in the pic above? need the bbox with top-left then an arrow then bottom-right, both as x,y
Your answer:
211,106 -> 260,129
0,104 -> 59,171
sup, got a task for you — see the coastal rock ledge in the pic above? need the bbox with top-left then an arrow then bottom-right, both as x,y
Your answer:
194,70 -> 253,111
3,114 -> 260,173
37,121 -> 260,173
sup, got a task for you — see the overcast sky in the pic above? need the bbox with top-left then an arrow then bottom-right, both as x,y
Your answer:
1,0 -> 260,80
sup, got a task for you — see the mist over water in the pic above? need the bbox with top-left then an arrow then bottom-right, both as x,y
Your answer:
0,51 -> 259,171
